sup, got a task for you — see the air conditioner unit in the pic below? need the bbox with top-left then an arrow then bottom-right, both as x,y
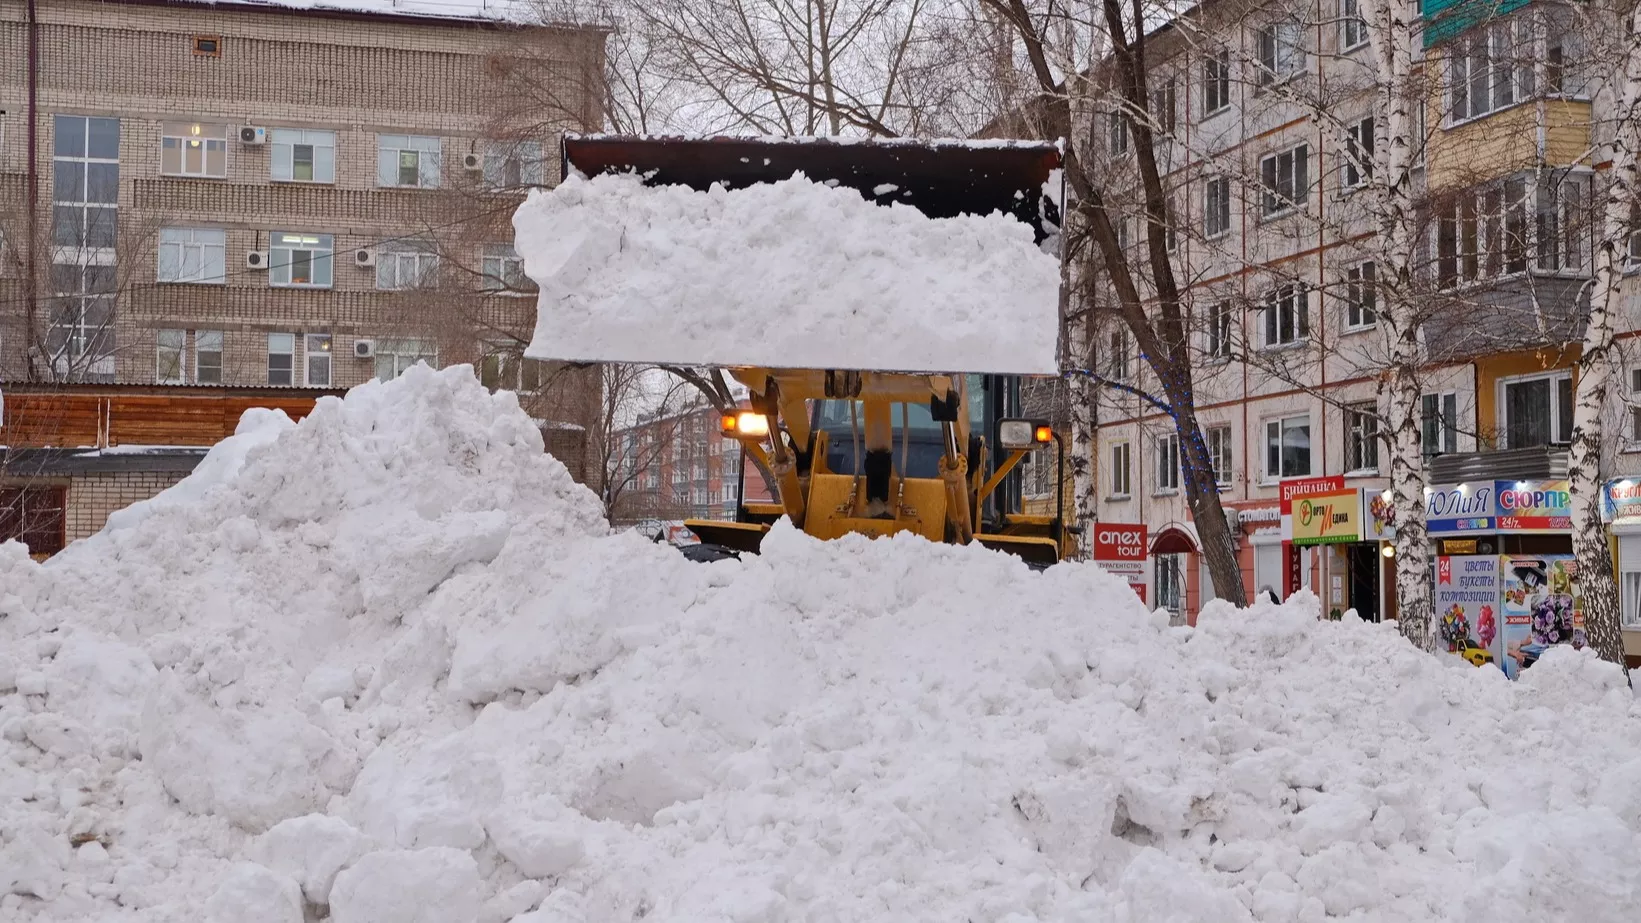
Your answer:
353,339 -> 376,359
461,152 -> 483,172
353,248 -> 375,268
239,126 -> 267,145
246,250 -> 269,270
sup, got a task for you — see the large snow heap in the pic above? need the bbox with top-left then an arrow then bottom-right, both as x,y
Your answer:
3,366 -> 1641,923
513,172 -> 1062,375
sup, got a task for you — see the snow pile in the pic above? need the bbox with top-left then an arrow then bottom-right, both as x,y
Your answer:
6,366 -> 1641,922
514,172 -> 1062,374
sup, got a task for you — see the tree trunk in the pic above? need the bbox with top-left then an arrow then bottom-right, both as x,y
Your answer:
1567,5 -> 1641,672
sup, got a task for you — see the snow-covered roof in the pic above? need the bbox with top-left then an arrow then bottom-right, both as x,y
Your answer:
144,0 -> 561,26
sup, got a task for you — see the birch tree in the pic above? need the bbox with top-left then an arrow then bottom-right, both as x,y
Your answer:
1566,0 -> 1641,671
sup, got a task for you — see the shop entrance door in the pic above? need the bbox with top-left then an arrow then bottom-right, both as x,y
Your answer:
1346,543 -> 1381,622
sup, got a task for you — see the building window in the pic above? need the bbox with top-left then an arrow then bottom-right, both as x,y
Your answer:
191,35 -> 221,56
1107,111 -> 1129,154
1535,176 -> 1590,273
375,338 -> 438,380
155,328 -> 186,384
1205,176 -> 1231,238
1110,441 -> 1132,497
1265,414 -> 1312,480
1020,451 -> 1054,499
1207,300 -> 1232,359
483,139 -> 545,189
267,333 -> 295,386
0,487 -> 67,556
481,244 -> 532,293
1263,282 -> 1309,347
1436,178 -> 1529,287
160,122 -> 227,178
378,134 -> 442,188
479,351 -> 547,393
305,334 -> 332,387
376,246 -> 440,290
1344,261 -> 1377,329
1346,401 -> 1379,472
1342,116 -> 1374,189
1422,392 -> 1459,456
1501,371 -> 1573,449
1256,19 -> 1306,86
52,115 -> 120,251
1630,370 -> 1641,444
1151,78 -> 1177,135
270,232 -> 334,288
1202,48 -> 1231,115
196,330 -> 223,384
46,264 -> 115,377
1207,424 -> 1233,487
1624,570 -> 1641,630
1108,329 -> 1130,381
157,227 -> 226,284
1155,433 -> 1180,492
270,129 -> 336,184
1156,553 -> 1184,611
1340,0 -> 1368,51
1260,144 -> 1309,216
1449,19 -> 1533,123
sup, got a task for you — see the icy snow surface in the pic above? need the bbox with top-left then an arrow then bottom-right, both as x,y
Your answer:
515,172 -> 1062,374
4,365 -> 1641,922
174,0 -> 534,24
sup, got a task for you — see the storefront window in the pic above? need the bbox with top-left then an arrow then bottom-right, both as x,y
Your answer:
1156,553 -> 1184,611
1625,571 -> 1641,630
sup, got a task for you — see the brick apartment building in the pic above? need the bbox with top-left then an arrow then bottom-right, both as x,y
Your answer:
609,399 -> 776,530
0,0 -> 608,555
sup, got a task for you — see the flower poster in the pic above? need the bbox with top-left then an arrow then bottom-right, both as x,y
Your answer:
1498,554 -> 1584,679
1434,556 -> 1500,667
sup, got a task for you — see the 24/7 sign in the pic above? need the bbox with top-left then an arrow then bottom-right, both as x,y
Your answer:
1093,524 -> 1148,561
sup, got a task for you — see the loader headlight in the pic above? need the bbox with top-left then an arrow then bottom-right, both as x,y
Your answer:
999,418 -> 1053,450
721,411 -> 770,438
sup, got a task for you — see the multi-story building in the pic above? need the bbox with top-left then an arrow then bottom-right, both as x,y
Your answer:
1004,1 -> 1641,662
0,0 -> 607,554
610,399 -> 776,529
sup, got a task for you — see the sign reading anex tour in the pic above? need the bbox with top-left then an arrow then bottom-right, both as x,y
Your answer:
1093,524 -> 1148,561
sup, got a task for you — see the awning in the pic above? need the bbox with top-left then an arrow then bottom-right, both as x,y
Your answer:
1151,526 -> 1198,555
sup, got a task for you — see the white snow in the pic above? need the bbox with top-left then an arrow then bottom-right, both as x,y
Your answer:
174,0 -> 539,25
514,172 -> 1062,374
4,365 -> 1641,922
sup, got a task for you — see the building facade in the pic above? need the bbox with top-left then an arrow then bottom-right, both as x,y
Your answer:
610,399 -> 776,530
0,0 -> 607,553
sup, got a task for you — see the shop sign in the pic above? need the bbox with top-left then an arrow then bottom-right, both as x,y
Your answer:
1093,524 -> 1148,561
1435,555 -> 1500,666
1602,477 -> 1641,523
1363,489 -> 1396,541
1494,479 -> 1571,532
1498,555 -> 1582,680
1099,559 -> 1147,604
1426,482 -> 1496,535
1231,504 -> 1282,523
1291,489 -> 1361,545
1280,475 -> 1346,514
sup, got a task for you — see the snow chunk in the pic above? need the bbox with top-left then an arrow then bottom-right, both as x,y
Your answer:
331,848 -> 481,923
515,172 -> 1060,373
247,814 -> 365,904
204,862 -> 304,923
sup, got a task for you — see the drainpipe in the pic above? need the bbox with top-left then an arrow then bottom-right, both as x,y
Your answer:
24,0 -> 41,382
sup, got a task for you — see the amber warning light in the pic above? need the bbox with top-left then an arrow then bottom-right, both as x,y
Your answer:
721,411 -> 770,438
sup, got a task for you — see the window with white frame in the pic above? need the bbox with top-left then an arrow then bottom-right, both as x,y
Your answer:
270,129 -> 336,183
156,329 -> 186,384
1152,78 -> 1177,135
1501,371 -> 1572,449
305,334 -> 332,387
1207,424 -> 1233,487
1263,283 -> 1308,347
376,245 -> 440,290
1265,413 -> 1311,480
1156,553 -> 1184,611
1207,300 -> 1232,359
483,139 -> 545,189
1203,48 -> 1231,115
1256,19 -> 1306,86
46,263 -> 115,376
52,115 -> 119,253
1341,0 -> 1368,51
196,330 -> 223,385
1436,177 -> 1529,286
1448,18 -> 1534,122
269,232 -> 334,288
375,338 -> 438,380
1110,441 -> 1132,497
481,244 -> 532,293
1155,433 -> 1180,492
1205,176 -> 1232,237
1108,111 -> 1129,154
1345,401 -> 1379,472
267,332 -> 295,386
160,121 -> 227,178
1630,370 -> 1641,444
1624,568 -> 1641,630
157,227 -> 226,284
1108,329 -> 1130,381
377,134 -> 441,188
1422,392 -> 1459,455
1260,144 -> 1309,215
1342,116 -> 1374,189
1535,175 -> 1590,273
1630,206 -> 1641,267
1344,261 -> 1377,329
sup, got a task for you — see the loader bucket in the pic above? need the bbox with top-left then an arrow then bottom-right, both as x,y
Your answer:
562,135 -> 1062,243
